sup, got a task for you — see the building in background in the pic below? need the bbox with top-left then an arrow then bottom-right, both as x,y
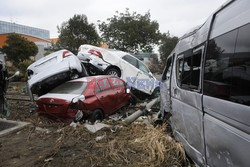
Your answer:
134,53 -> 159,66
0,20 -> 49,39
0,20 -> 51,61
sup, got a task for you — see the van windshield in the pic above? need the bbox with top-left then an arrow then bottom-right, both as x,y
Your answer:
50,82 -> 87,94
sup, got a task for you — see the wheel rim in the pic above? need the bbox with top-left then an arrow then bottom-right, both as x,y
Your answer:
108,71 -> 118,76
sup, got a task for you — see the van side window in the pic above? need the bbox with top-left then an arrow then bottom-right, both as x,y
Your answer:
232,24 -> 250,106
176,55 -> 184,86
176,49 -> 202,90
204,29 -> 238,102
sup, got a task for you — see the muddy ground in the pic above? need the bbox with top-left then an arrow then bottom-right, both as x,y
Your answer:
0,82 -> 194,167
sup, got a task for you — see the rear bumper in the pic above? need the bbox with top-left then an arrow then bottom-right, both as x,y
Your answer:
38,107 -> 91,122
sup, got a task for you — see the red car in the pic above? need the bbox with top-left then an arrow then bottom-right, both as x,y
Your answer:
36,75 -> 132,122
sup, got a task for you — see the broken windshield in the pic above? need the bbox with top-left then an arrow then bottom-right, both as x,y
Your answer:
50,82 -> 87,94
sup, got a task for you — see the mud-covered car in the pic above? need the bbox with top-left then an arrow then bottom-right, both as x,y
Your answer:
27,49 -> 88,96
77,45 -> 159,96
36,75 -> 132,122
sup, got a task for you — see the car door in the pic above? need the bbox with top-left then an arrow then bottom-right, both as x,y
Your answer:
136,60 -> 156,94
171,46 -> 205,166
95,78 -> 117,114
109,77 -> 128,109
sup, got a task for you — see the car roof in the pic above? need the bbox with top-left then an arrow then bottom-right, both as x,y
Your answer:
79,44 -> 129,58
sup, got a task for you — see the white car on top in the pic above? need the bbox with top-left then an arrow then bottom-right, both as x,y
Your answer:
27,49 -> 88,96
77,44 -> 159,96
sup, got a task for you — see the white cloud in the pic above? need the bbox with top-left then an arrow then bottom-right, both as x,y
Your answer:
0,0 -> 227,38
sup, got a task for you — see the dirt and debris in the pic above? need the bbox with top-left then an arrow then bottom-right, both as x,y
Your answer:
0,83 -> 194,167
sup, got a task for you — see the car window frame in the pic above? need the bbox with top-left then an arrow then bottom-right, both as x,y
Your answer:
96,78 -> 112,93
122,54 -> 139,68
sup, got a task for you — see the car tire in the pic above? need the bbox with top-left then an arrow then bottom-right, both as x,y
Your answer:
70,71 -> 79,79
89,109 -> 104,124
105,68 -> 121,77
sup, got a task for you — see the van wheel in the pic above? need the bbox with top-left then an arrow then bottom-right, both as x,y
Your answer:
89,109 -> 104,124
105,68 -> 121,77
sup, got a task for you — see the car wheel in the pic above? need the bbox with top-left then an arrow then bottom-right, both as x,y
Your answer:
70,71 -> 79,79
105,68 -> 121,77
89,109 -> 104,124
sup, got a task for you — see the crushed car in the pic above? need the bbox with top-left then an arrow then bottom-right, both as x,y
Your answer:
36,75 -> 133,123
27,49 -> 88,97
77,44 -> 159,97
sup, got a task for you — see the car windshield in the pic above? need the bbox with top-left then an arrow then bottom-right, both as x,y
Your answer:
50,82 -> 87,94
138,61 -> 150,74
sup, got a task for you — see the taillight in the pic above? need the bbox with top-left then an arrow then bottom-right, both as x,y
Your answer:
62,51 -> 72,58
88,49 -> 103,58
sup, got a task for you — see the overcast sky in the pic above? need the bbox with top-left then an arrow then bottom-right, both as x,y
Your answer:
0,0 -> 227,38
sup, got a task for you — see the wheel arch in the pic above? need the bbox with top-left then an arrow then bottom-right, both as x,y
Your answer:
104,65 -> 121,77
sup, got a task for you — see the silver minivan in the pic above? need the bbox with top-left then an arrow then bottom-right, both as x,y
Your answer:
163,0 -> 250,166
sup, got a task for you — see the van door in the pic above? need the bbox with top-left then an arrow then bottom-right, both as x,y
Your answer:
171,46 -> 205,166
203,24 -> 250,167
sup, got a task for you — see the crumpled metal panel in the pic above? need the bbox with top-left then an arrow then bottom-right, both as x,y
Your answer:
158,79 -> 171,119
204,114 -> 250,167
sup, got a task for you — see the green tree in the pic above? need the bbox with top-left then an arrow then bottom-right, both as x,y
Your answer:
159,33 -> 178,64
58,14 -> 100,54
99,9 -> 161,53
1,33 -> 38,68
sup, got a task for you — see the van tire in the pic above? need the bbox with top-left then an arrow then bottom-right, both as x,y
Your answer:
89,109 -> 104,124
105,68 -> 121,77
